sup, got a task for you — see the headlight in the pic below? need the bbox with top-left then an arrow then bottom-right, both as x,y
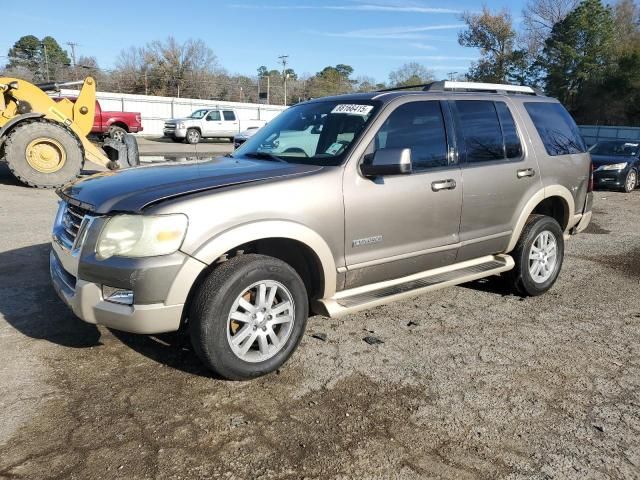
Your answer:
96,214 -> 188,260
178,122 -> 186,129
601,162 -> 628,170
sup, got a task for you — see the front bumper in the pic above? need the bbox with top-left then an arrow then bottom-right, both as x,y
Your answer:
163,126 -> 187,139
593,168 -> 628,189
50,249 -> 188,334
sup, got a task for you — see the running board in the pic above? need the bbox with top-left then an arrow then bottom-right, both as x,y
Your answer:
316,254 -> 514,318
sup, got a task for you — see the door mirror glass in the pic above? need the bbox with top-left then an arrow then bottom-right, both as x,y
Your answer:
361,148 -> 413,177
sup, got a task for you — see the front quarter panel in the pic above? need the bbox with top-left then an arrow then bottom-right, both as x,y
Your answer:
147,167 -> 344,298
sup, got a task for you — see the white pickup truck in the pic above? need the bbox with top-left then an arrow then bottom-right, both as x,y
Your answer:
163,109 -> 266,144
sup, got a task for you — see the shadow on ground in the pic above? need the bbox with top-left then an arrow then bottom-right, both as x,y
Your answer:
0,243 -> 211,375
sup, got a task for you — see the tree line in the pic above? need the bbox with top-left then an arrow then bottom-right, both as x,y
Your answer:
1,0 -> 638,125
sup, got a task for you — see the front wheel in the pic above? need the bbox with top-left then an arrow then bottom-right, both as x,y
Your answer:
189,254 -> 308,380
185,128 -> 201,144
506,215 -> 564,296
623,169 -> 637,193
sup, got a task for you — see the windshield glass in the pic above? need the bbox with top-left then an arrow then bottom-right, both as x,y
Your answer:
590,140 -> 639,156
234,100 -> 379,166
189,109 -> 209,119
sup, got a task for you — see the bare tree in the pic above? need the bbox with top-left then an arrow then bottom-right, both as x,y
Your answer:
521,0 -> 580,53
388,62 -> 434,87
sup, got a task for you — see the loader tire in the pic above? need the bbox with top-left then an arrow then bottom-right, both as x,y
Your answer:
4,121 -> 83,188
122,134 -> 140,167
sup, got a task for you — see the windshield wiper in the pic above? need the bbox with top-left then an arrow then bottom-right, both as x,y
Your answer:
243,152 -> 288,163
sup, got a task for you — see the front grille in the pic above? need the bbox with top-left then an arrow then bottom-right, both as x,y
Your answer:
58,203 -> 88,249
164,122 -> 176,129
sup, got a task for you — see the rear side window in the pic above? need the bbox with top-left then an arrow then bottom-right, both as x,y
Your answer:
455,101 -> 507,163
524,102 -> 586,156
495,102 -> 523,158
223,110 -> 237,121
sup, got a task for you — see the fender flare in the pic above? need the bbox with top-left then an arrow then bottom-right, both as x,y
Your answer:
0,112 -> 45,139
191,220 -> 338,298
506,185 -> 575,252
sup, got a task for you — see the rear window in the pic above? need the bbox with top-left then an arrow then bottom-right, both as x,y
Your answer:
223,110 -> 236,121
524,102 -> 586,156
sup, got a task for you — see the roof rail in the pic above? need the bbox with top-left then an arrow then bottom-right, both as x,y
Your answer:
377,80 -> 539,95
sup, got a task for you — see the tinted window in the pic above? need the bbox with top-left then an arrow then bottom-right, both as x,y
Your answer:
223,110 -> 236,121
206,110 -> 221,121
495,102 -> 523,159
524,102 -> 586,156
375,101 -> 448,170
455,101 -> 504,163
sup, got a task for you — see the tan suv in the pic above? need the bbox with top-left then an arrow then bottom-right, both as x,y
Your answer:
51,81 -> 593,380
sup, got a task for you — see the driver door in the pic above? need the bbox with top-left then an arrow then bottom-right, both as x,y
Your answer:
343,99 -> 463,288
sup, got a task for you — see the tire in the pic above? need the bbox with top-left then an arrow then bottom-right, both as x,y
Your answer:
506,214 -> 564,296
623,169 -> 637,193
185,128 -> 201,144
189,254 -> 308,380
4,121 -> 83,188
108,125 -> 127,142
121,134 -> 140,167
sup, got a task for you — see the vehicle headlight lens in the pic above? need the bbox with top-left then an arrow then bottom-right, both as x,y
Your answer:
96,214 -> 188,260
178,122 -> 186,129
601,162 -> 628,170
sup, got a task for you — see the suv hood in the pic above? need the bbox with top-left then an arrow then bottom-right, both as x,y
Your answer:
591,154 -> 636,166
58,157 -> 322,214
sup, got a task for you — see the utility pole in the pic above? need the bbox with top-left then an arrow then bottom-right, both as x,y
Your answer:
278,55 -> 289,106
42,43 -> 50,82
267,75 -> 270,104
447,71 -> 458,81
67,42 -> 80,80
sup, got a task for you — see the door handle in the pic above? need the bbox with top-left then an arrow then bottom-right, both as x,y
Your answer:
517,168 -> 536,178
431,179 -> 456,191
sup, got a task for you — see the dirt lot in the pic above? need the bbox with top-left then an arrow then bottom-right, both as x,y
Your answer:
1,162 -> 639,479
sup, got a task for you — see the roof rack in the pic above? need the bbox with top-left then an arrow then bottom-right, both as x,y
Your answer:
377,80 -> 540,95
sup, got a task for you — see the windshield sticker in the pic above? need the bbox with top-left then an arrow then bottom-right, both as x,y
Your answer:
325,142 -> 344,155
331,104 -> 374,116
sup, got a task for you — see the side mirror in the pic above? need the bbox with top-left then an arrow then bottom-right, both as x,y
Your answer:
361,148 -> 413,177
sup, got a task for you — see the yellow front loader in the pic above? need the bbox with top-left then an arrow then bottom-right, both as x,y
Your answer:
0,76 -> 139,188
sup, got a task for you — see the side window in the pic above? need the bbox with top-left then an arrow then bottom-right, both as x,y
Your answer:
374,101 -> 448,171
206,111 -> 221,121
455,100 -> 504,163
524,102 -> 586,156
495,102 -> 523,159
223,110 -> 236,121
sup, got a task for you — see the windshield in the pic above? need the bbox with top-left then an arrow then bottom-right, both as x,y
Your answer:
189,109 -> 209,119
234,100 -> 379,166
590,140 -> 639,157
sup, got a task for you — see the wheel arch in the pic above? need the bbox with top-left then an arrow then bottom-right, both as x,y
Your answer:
191,221 -> 337,299
506,186 -> 575,252
107,121 -> 129,132
0,112 -> 45,141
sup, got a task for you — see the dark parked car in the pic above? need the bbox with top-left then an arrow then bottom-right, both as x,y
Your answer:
590,140 -> 640,192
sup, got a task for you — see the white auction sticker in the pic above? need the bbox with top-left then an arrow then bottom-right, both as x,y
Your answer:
331,104 -> 374,115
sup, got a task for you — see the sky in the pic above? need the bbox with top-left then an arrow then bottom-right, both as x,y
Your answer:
1,0 -> 529,83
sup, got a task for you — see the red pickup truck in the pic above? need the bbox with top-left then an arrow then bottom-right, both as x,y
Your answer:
57,97 -> 143,140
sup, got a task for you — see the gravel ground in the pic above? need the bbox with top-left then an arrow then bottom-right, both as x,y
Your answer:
0,163 -> 639,479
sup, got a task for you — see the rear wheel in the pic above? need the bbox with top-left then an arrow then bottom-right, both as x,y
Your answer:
506,215 -> 564,296
189,254 -> 308,380
4,121 -> 83,188
185,128 -> 201,144
623,169 -> 637,193
108,125 -> 127,142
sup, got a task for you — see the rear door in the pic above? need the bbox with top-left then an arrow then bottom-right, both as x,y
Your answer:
343,99 -> 463,288
221,110 -> 240,136
451,98 -> 542,261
